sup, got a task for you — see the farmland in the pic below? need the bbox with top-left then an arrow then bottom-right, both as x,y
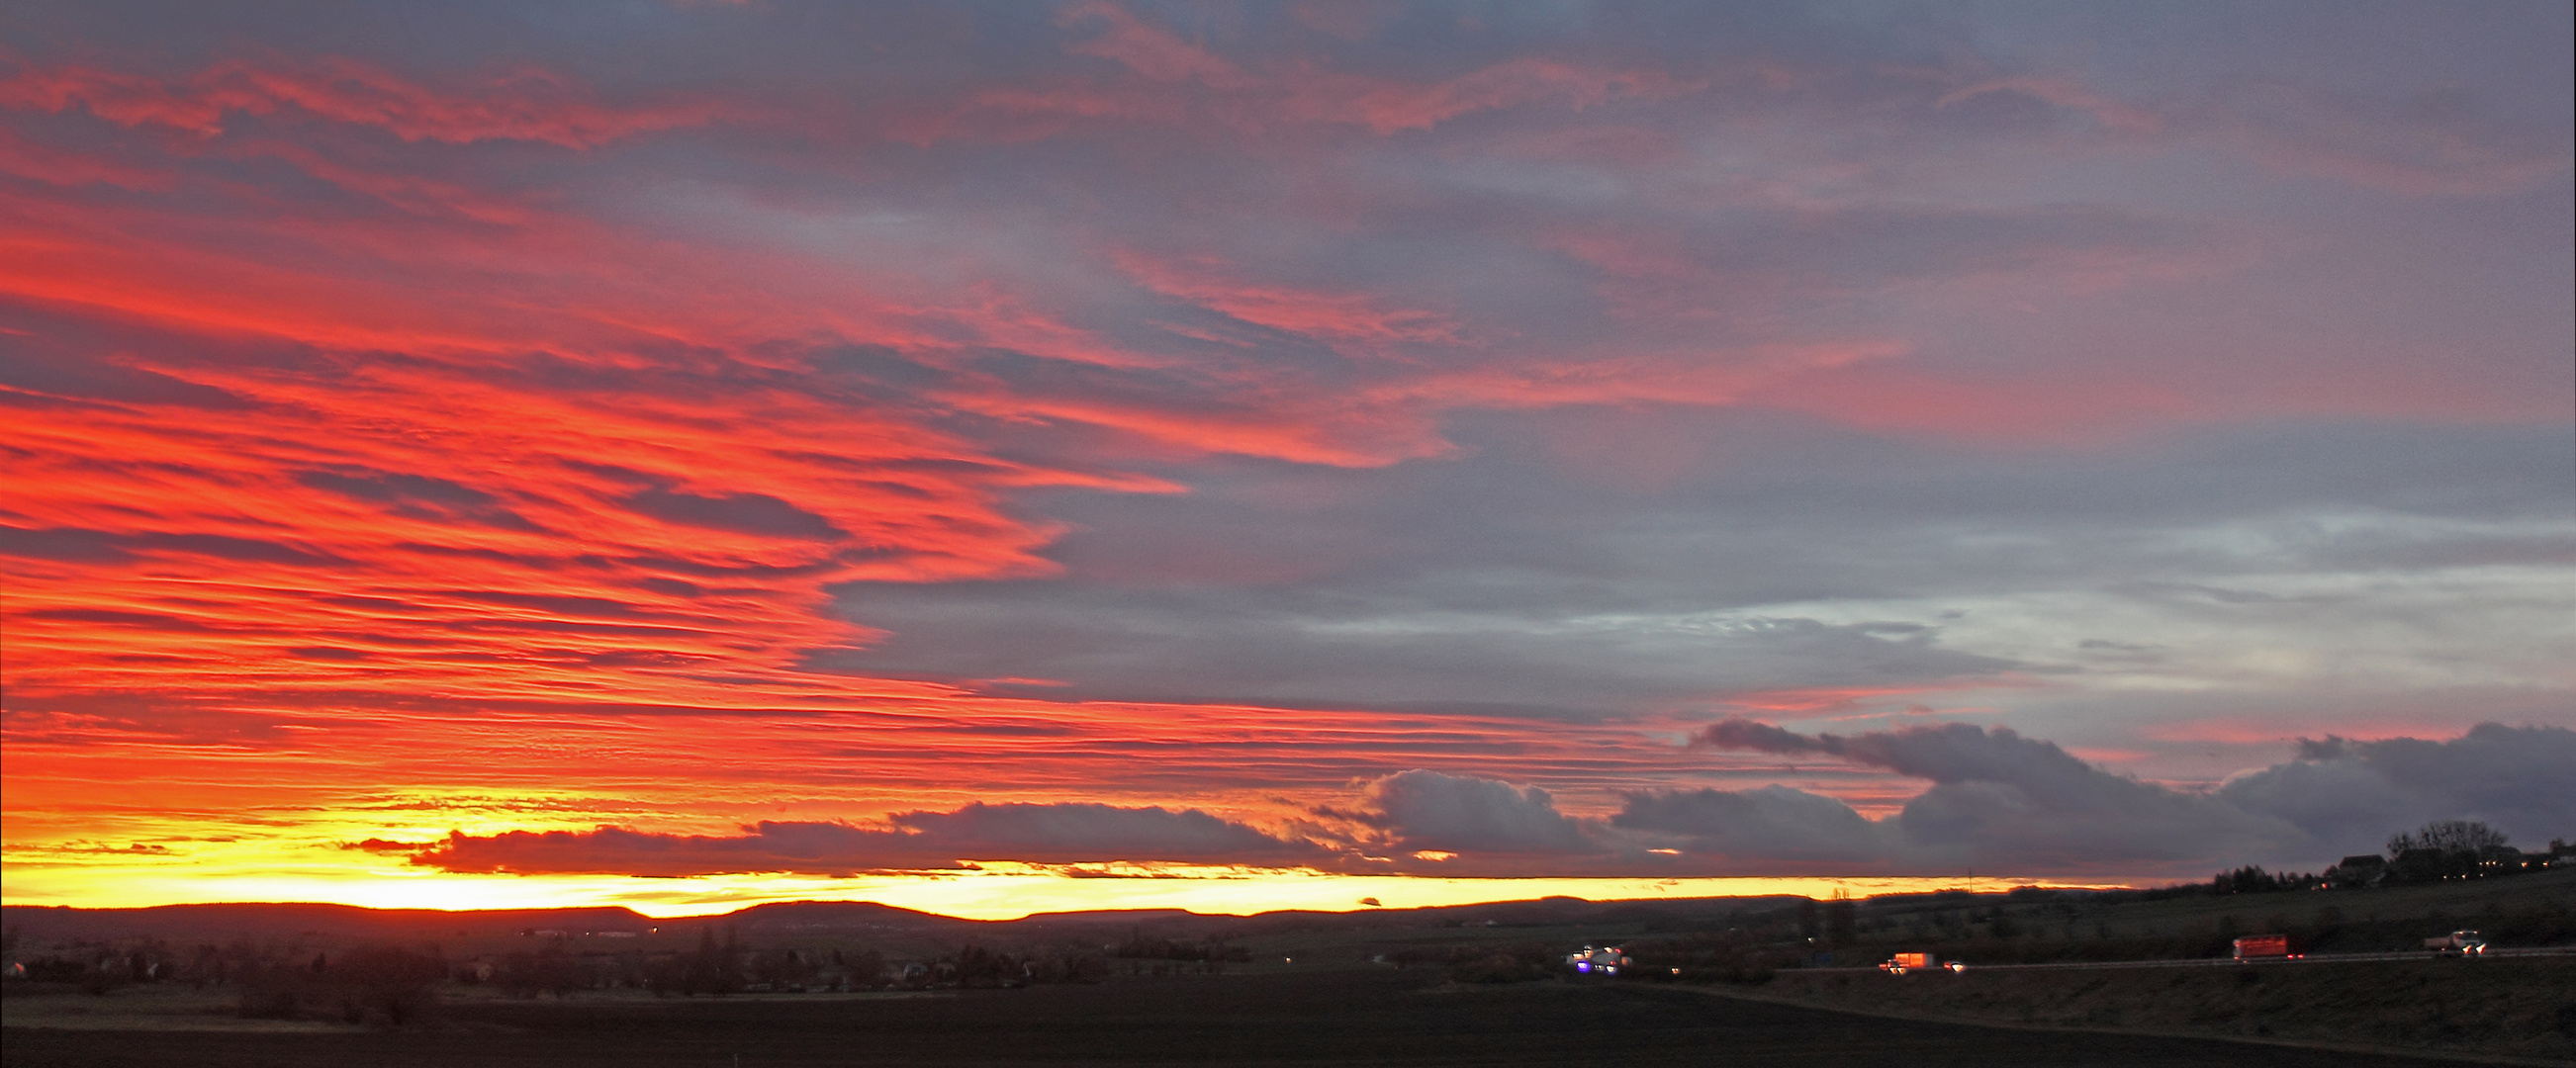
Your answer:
8,868 -> 2572,1065
2,966 -> 2482,1067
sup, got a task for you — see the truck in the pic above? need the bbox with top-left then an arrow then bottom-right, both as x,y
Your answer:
2424,931 -> 2488,956
2231,934 -> 2299,960
1880,952 -> 1964,974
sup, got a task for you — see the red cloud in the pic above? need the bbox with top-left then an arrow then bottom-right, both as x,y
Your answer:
1283,57 -> 1708,134
905,5 -> 1707,142
1058,2 -> 1249,88
6,6 -> 2562,896
1115,251 -> 1462,347
0,57 -> 723,146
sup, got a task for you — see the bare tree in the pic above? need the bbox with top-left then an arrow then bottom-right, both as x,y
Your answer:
2387,820 -> 2508,856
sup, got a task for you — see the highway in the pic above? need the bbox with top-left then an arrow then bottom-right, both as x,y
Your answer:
1807,945 -> 2576,974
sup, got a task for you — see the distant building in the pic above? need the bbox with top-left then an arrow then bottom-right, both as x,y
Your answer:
2324,854 -> 2386,888
1565,944 -> 1628,975
2391,847 -> 2453,882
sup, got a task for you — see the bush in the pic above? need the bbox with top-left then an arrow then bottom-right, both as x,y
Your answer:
237,945 -> 444,1026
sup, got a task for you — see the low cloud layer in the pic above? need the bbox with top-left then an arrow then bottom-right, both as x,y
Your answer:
411,802 -> 1330,876
1348,770 -> 1601,857
2214,724 -> 2576,852
408,723 -> 2574,880
1632,719 -> 2576,874
1670,720 -> 2299,871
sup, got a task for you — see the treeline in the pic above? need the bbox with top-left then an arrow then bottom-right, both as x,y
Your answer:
2,924 -> 1121,1020
1368,942 -> 1570,984
236,945 -> 446,1025
5,937 -> 449,1025
2210,864 -> 2324,894
579,930 -> 1113,994
2209,821 -> 2570,897
1110,934 -> 1252,964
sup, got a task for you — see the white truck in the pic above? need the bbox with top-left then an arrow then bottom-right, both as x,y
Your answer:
1565,944 -> 1629,975
2424,931 -> 2488,956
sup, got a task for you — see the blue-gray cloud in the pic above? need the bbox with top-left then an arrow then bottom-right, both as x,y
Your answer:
412,801 -> 1330,876
1646,720 -> 2575,873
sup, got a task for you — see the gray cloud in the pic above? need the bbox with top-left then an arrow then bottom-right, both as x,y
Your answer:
298,468 -> 542,532
0,526 -> 345,568
2217,723 -> 2576,851
819,415 -> 2569,731
1643,720 -> 2573,874
1350,770 -> 1600,856
412,801 -> 1328,876
621,487 -> 848,542
1689,719 -> 2297,870
1611,785 -> 1886,864
400,722 -> 2571,878
885,801 -> 1324,864
816,579 -> 2008,719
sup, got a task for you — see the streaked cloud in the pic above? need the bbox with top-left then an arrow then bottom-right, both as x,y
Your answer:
2,1 -> 2567,898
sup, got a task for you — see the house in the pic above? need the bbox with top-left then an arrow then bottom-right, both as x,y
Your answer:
2324,854 -> 2386,889
1565,944 -> 1628,975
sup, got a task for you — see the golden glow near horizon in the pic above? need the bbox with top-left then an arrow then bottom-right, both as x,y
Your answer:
0,791 -> 2102,920
0,824 -> 2096,920
0,857 -> 2100,921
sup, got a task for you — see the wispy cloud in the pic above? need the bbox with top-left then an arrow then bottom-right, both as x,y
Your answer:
3,0 -> 2567,893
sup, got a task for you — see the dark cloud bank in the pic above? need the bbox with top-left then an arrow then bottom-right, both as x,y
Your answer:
411,721 -> 2572,880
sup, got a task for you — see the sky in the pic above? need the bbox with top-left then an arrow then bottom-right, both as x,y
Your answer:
2,0 -> 2571,919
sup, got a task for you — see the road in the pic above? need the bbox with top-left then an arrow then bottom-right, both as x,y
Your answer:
1806,945 -> 2576,974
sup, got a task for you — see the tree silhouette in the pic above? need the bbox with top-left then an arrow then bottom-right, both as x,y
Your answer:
2387,820 -> 2507,856
1825,892 -> 1858,946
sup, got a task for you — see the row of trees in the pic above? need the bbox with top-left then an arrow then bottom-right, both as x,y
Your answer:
236,946 -> 446,1026
1111,934 -> 1253,965
4,926 -> 1121,1015
591,930 -> 1112,995
2211,820 -> 2565,895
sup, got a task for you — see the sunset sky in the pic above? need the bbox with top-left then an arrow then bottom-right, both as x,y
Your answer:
4,1 -> 2571,919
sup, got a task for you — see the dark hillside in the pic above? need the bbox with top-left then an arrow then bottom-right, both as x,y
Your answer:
5,968 -> 2470,1067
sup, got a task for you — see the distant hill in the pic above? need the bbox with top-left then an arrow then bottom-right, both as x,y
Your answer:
0,902 -> 656,943
1,892 -> 1819,947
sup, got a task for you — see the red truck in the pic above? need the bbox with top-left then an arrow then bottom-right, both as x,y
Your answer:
2231,934 -> 2300,960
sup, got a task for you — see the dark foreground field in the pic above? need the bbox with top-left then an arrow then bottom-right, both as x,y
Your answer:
1752,956 -> 2575,1062
4,969 -> 2487,1068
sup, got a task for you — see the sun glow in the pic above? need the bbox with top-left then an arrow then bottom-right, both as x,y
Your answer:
0,856 -> 2074,921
